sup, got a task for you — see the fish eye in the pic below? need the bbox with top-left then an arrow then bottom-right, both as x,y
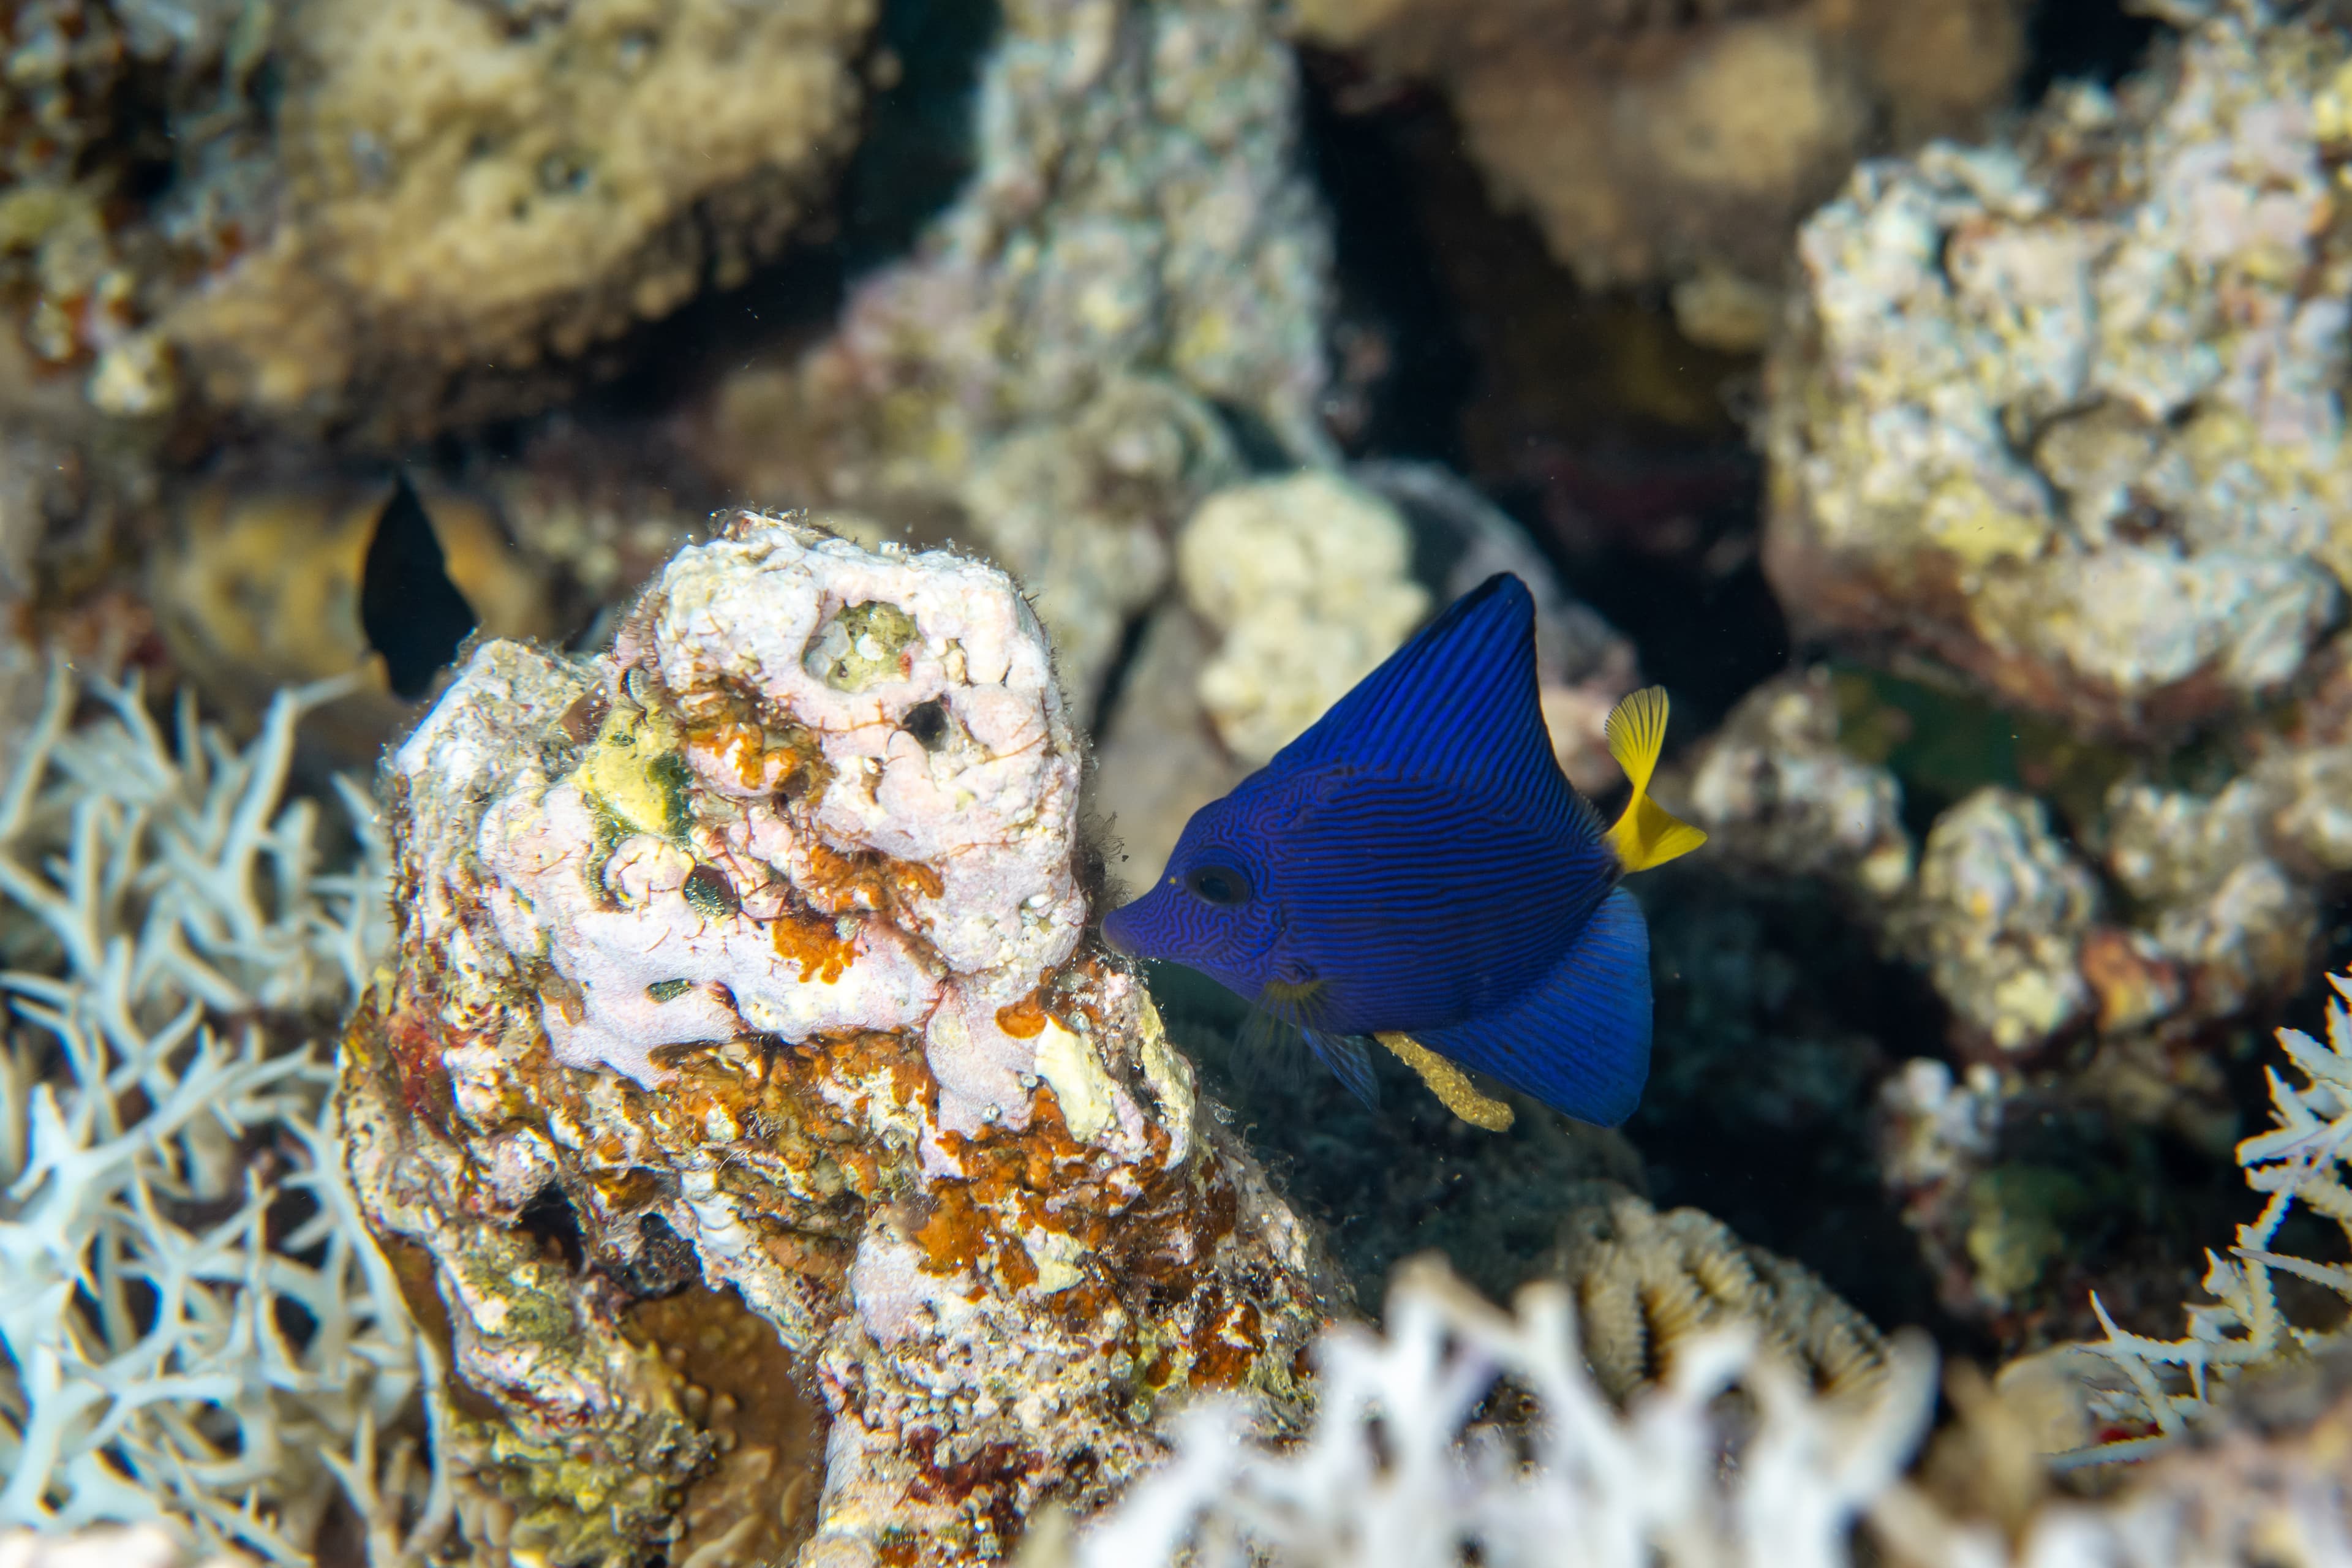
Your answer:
1183,864 -> 1253,905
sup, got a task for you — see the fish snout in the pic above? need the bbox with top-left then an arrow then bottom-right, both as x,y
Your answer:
1099,903 -> 1136,956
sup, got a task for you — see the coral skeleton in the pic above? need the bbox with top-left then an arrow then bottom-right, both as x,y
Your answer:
0,665 -> 440,1563
1066,1253 -> 1940,1568
2070,970 -> 2352,1458
1065,1253 -> 2352,1568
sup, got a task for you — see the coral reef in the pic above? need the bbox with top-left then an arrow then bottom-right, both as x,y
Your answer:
2057,970 -> 2352,1458
1902,790 -> 2103,1058
1061,1253 -> 1937,1567
1682,667 -> 1913,900
1291,0 -> 2027,350
0,666 -> 442,1562
1545,1182 -> 1888,1403
6,0 -> 877,441
342,511 -> 1328,1566
1765,2 -> 2352,738
1175,470 -> 1429,767
0,1525 -> 231,1568
1055,1247 -> 2352,1567
687,0 -> 1332,717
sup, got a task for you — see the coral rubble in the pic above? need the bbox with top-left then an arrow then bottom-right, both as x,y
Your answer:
1765,2 -> 2352,737
341,512 -> 1327,1565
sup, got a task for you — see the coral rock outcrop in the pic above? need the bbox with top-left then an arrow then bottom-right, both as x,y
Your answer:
1765,4 -> 2352,738
337,512 -> 1326,1566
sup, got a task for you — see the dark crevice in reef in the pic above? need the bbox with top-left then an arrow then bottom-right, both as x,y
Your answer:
1297,51 -> 1479,469
1295,56 -> 1791,732
2021,0 -> 2165,102
1630,866 -> 1975,1354
569,0 -> 997,426
519,1182 -> 589,1273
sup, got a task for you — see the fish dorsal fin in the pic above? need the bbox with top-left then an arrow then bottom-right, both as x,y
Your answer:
1603,685 -> 1708,873
1272,573 -> 1569,825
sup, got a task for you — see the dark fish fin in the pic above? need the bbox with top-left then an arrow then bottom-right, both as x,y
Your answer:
1270,573 -> 1586,839
1235,1007 -> 1316,1098
1417,886 -> 1651,1126
1303,1029 -> 1380,1108
361,473 -> 478,701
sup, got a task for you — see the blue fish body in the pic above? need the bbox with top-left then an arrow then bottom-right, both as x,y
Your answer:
1102,572 -> 1688,1127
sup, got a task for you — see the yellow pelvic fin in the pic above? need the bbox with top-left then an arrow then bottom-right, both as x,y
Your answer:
1375,1031 -> 1514,1131
1602,685 -> 1708,874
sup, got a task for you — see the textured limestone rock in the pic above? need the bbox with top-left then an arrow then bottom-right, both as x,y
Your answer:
102,0 -> 874,440
687,0 -> 1332,721
339,513 -> 1327,1566
1681,669 -> 1914,901
1902,790 -> 2101,1057
1764,6 -> 2352,737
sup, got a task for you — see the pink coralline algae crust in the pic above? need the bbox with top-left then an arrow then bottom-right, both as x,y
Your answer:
340,513 -> 1327,1567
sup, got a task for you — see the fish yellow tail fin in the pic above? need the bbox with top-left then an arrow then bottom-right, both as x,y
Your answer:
1604,686 -> 1708,872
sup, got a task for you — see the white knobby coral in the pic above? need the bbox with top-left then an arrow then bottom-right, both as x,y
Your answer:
0,665 -> 439,1564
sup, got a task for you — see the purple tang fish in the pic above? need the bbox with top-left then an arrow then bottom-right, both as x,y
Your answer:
1101,573 -> 1705,1127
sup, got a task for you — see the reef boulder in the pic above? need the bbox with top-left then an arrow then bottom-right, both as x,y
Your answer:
1763,5 -> 2352,739
337,513 -> 1325,1565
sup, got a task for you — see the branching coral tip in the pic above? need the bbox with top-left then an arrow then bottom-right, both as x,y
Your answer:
1102,573 -> 1705,1128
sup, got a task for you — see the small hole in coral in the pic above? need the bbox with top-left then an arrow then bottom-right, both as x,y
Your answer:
902,698 -> 951,750
518,1183 -> 587,1272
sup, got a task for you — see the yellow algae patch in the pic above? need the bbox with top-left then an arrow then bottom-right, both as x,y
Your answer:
1375,1032 -> 1514,1131
1134,999 -> 1194,1142
1023,1227 -> 1090,1295
1033,1018 -> 1117,1145
581,699 -> 690,841
1921,481 -> 2049,570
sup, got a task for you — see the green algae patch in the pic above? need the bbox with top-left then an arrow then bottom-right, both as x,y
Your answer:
807,600 -> 923,691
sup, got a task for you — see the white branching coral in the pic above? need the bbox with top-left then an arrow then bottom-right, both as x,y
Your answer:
2070,970 -> 2352,1456
1065,1256 -> 1940,1568
0,666 -> 437,1563
1059,1253 -> 2352,1568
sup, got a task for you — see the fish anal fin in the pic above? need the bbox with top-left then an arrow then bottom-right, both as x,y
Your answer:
1609,794 -> 1708,873
1417,886 -> 1651,1126
1374,1031 -> 1514,1131
1604,686 -> 1671,794
1304,1029 -> 1380,1107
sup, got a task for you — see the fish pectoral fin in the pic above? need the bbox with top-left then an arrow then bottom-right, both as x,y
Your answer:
1602,685 -> 1705,873
1609,794 -> 1708,873
1303,1029 -> 1380,1108
1417,886 -> 1652,1127
1374,1031 -> 1513,1131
